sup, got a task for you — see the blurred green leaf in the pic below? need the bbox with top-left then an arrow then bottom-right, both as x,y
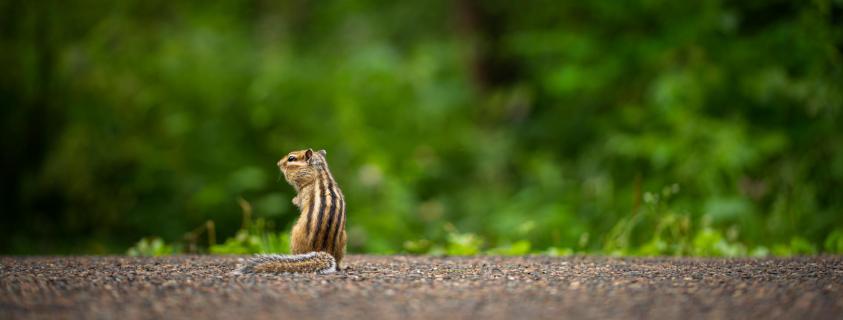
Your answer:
127,237 -> 174,257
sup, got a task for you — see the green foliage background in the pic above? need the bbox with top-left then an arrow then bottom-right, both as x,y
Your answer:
2,0 -> 842,255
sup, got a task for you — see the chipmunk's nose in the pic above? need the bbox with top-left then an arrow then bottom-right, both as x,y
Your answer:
277,159 -> 285,168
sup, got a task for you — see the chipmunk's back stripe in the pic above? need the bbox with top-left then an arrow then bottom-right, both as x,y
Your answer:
322,177 -> 338,252
305,184 -> 316,239
329,197 -> 343,253
333,186 -> 344,250
315,168 -> 337,251
330,169 -> 344,252
321,160 -> 342,250
313,174 -> 327,248
333,192 -> 345,252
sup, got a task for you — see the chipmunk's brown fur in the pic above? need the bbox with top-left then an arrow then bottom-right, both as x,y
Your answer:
234,149 -> 346,274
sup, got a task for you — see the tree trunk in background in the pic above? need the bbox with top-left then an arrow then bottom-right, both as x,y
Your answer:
0,0 -> 65,252
452,0 -> 521,92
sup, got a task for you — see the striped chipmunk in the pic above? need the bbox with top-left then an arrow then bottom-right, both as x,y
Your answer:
234,148 -> 347,274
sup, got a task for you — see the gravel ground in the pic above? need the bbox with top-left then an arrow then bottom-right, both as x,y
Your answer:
1,255 -> 841,320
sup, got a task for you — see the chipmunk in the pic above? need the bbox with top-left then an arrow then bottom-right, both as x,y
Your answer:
234,148 -> 347,274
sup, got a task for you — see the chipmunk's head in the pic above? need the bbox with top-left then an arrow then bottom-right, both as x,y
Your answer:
277,148 -> 328,189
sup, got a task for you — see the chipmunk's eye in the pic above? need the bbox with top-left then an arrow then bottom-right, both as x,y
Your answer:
287,156 -> 296,162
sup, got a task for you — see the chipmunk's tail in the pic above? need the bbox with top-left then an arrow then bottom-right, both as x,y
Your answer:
232,252 -> 336,275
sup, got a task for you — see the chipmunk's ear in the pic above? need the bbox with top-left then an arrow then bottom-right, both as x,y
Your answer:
318,149 -> 327,157
305,149 -> 314,160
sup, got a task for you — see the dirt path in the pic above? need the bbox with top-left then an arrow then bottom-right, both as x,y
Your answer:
1,255 -> 841,319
